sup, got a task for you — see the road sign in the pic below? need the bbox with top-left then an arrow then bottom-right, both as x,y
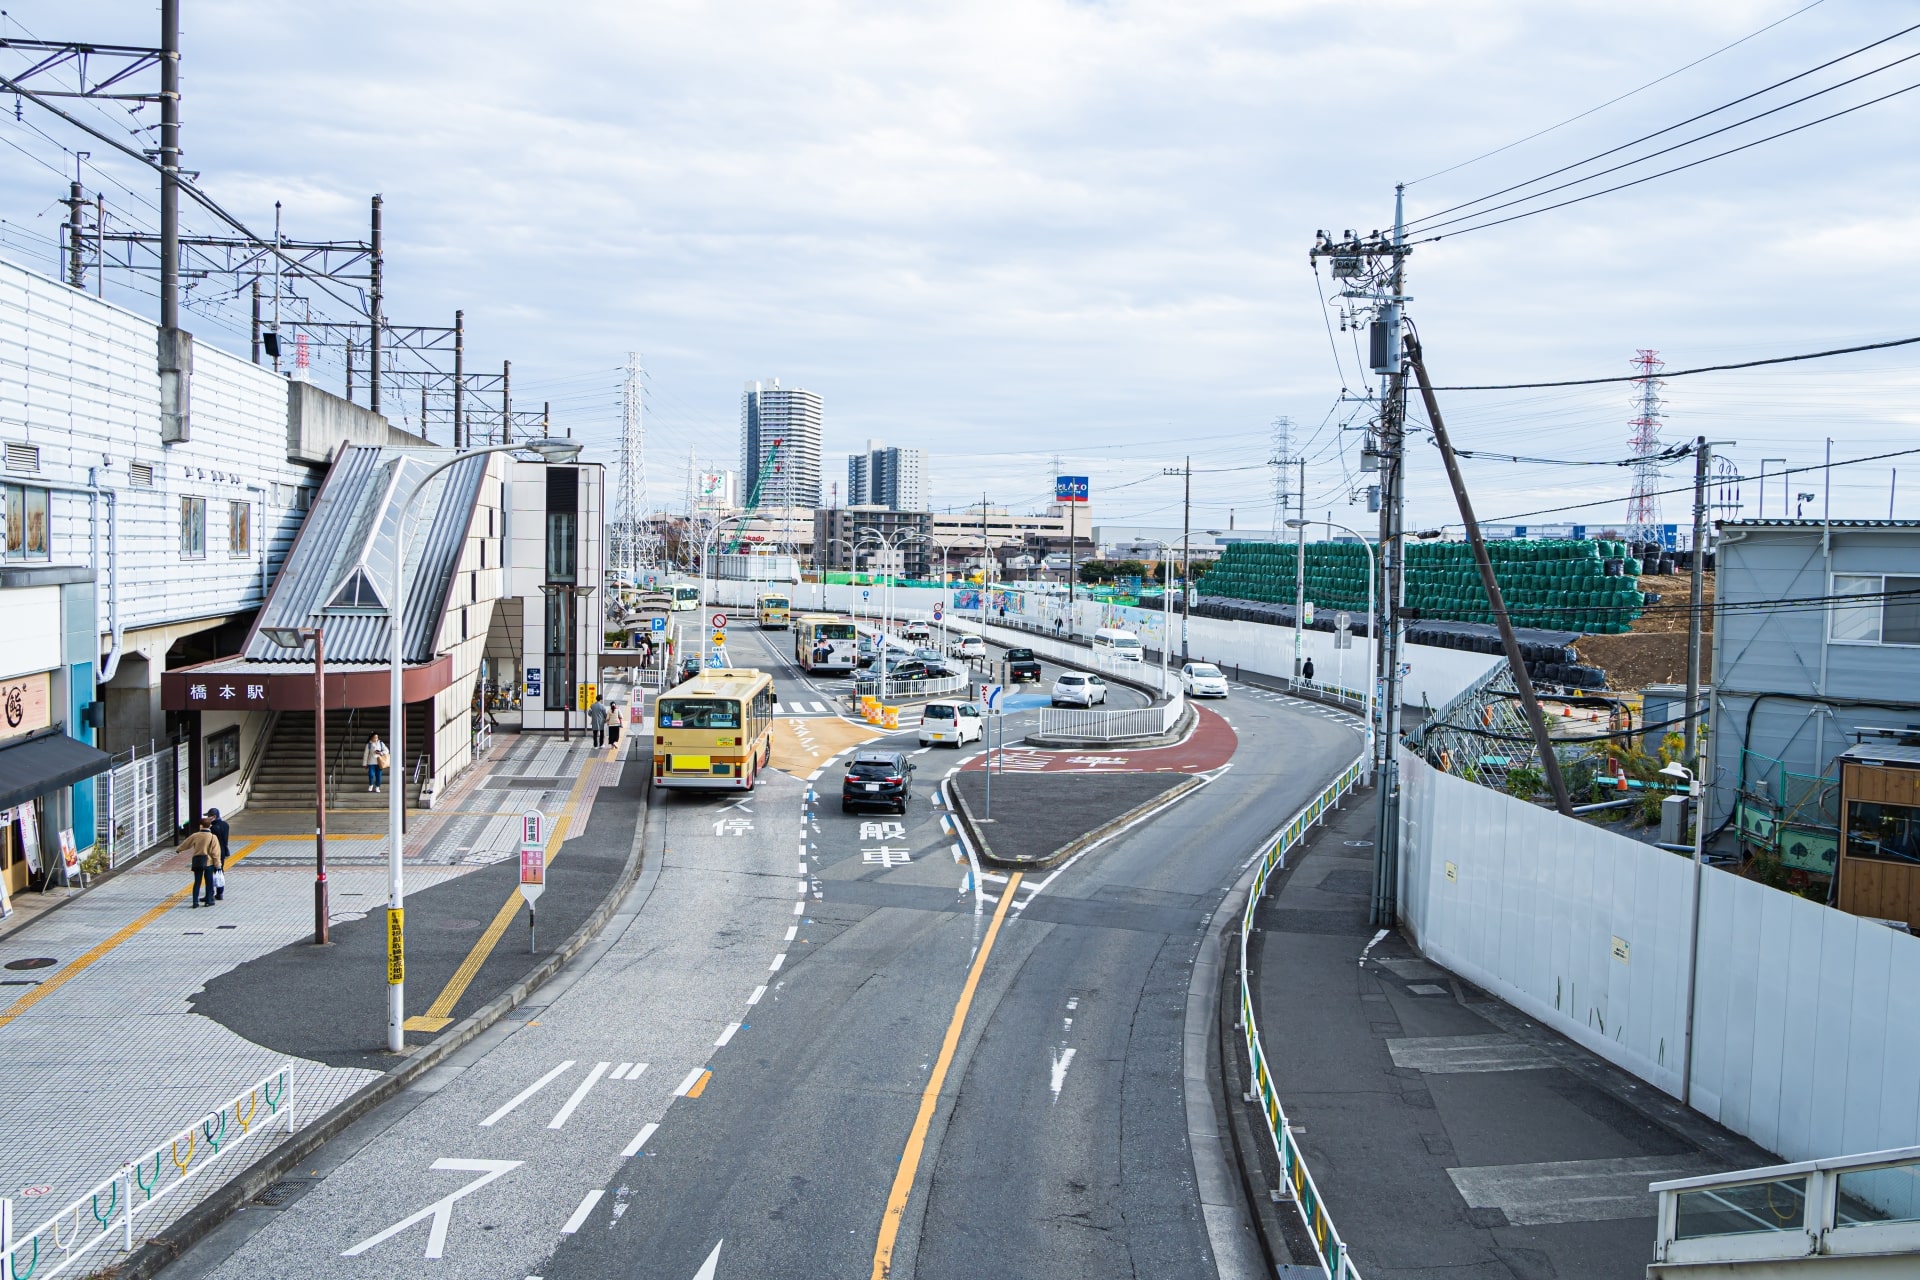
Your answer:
1304,601 -> 1315,625
933,606 -> 944,621
712,632 -> 727,648
521,809 -> 543,847
862,589 -> 871,600
386,908 -> 404,985
710,612 -> 727,629
983,683 -> 1004,713
519,847 -> 546,905
650,616 -> 666,633
1335,611 -> 1351,630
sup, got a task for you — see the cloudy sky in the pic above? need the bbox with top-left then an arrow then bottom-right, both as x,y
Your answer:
4,0 -> 1916,536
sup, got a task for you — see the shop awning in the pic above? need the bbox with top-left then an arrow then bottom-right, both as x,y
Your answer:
0,731 -> 112,812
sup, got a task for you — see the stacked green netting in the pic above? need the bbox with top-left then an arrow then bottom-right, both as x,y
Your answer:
1203,538 -> 1642,634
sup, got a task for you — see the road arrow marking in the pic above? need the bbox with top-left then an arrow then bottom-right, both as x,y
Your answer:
693,1240 -> 723,1279
341,1159 -> 521,1259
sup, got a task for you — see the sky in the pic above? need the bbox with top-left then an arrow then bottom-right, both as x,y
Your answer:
3,0 -> 1917,538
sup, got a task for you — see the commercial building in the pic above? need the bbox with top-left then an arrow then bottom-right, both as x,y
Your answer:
741,379 -> 822,510
814,507 -> 933,580
846,440 -> 927,512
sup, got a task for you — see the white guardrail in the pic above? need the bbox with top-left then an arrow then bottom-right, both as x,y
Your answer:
1239,754 -> 1369,1279
1033,696 -> 1184,741
0,1061 -> 297,1280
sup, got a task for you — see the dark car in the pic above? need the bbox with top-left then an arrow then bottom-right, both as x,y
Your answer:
842,749 -> 915,814
1004,647 -> 1042,684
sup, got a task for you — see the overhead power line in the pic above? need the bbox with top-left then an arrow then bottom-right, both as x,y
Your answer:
1431,333 -> 1920,391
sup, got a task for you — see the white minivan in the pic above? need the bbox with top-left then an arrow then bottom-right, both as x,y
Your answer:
919,701 -> 983,747
1092,628 -> 1145,662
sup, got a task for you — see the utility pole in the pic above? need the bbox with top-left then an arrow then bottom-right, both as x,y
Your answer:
452,310 -> 465,449
64,170 -> 86,289
1165,459 -> 1192,660
1685,437 -> 1710,767
1407,334 -> 1572,817
502,359 -> 512,445
369,195 -> 383,414
156,0 -> 190,443
1293,456 -> 1307,679
271,201 -> 283,374
250,276 -> 262,364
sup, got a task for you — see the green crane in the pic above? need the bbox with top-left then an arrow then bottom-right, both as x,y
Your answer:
726,435 -> 783,554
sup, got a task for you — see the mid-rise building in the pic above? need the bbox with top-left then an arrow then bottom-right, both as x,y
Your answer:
741,380 -> 822,510
846,440 -> 927,512
814,507 -> 933,580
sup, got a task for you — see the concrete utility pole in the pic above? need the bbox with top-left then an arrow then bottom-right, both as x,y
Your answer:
1293,456 -> 1307,679
250,276 -> 262,364
1407,334 -> 1572,818
502,360 -> 512,445
1685,437 -> 1711,767
369,195 -> 384,414
158,0 -> 180,331
1169,459 -> 1192,661
65,174 -> 86,289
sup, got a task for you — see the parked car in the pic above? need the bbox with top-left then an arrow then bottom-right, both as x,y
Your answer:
902,621 -> 932,643
1004,647 -> 1042,684
949,634 -> 987,660
918,701 -> 983,747
1180,662 -> 1229,698
842,749 -> 915,814
912,646 -> 945,664
1050,672 -> 1107,707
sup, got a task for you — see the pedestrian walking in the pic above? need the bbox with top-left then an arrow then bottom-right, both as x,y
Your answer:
588,695 -> 610,748
181,819 -> 220,908
206,808 -> 231,900
1302,657 -> 1316,682
364,733 -> 389,792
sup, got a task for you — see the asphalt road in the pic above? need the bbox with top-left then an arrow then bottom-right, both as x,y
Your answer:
171,619 -> 1360,1280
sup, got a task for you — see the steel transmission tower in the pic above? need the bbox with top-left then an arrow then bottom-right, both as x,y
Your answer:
1626,349 -> 1665,547
614,353 -> 653,584
1269,416 -> 1293,535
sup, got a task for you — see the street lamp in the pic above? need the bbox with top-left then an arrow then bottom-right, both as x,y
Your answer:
1137,539 -> 1178,697
381,435 -> 580,1053
698,512 -> 751,668
1661,760 -> 1708,1106
1288,518 -> 1375,785
261,622 -> 329,945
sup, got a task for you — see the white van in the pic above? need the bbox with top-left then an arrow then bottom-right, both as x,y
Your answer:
1092,628 -> 1144,661
919,701 -> 983,747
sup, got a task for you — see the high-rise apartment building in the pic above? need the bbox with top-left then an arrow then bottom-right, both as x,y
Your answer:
845,439 -> 927,512
741,379 -> 823,511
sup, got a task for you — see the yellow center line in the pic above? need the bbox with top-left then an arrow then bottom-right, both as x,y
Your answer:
402,743 -> 605,1033
0,835 -> 266,1031
870,871 -> 1022,1279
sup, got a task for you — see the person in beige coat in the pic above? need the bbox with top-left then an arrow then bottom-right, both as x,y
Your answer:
363,733 -> 390,793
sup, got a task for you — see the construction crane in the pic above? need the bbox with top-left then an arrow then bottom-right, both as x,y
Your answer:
726,436 -> 782,554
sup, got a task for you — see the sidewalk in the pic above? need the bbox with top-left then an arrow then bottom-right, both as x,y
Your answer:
1244,795 -> 1774,1279
0,726 -> 642,1263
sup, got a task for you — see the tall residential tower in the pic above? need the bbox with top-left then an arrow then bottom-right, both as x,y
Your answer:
846,439 -> 927,512
740,379 -> 823,510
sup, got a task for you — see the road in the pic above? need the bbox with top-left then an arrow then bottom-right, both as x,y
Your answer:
175,619 -> 1362,1280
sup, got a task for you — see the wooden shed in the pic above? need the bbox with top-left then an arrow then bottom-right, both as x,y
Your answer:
1837,742 -> 1920,930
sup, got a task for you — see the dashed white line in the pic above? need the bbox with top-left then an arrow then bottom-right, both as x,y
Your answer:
715,1022 -> 742,1047
480,1060 -> 575,1127
784,925 -> 798,941
673,1068 -> 707,1097
792,900 -> 804,914
560,1189 -> 603,1234
611,1061 -> 634,1080
769,953 -> 786,972
747,984 -> 767,1005
620,1121 -> 660,1158
548,1061 -> 611,1129
796,879 -> 808,894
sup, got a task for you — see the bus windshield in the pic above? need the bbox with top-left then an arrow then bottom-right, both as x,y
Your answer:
656,698 -> 741,730
815,623 -> 855,639
674,585 -> 699,601
762,597 -> 789,609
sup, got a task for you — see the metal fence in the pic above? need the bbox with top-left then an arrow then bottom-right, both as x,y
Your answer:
1033,696 -> 1184,741
0,1062 -> 297,1279
93,744 -> 180,869
1238,752 -> 1369,1279
851,670 -> 971,704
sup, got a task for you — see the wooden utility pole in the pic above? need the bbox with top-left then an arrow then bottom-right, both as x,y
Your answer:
1406,333 -> 1572,816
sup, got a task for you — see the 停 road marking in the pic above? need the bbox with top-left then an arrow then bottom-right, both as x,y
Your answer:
341,1159 -> 521,1259
548,1061 -> 611,1129
480,1061 -> 575,1127
870,870 -> 1022,1279
560,1189 -> 603,1234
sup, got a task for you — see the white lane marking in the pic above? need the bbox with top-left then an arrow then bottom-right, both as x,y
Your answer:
747,983 -> 767,1005
715,1022 -> 742,1047
785,925 -> 798,941
611,1062 -> 633,1080
673,1067 -> 707,1096
621,1121 -> 660,1158
560,1189 -> 604,1234
480,1061 -> 575,1127
793,900 -> 805,915
341,1159 -> 522,1258
796,878 -> 808,894
769,952 -> 786,972
1050,1047 -> 1077,1102
797,861 -> 809,874
692,1241 -> 723,1280
548,1061 -> 612,1129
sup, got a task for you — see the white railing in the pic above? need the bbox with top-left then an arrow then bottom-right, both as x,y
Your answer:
1238,754 -> 1369,1279
1285,676 -> 1367,714
852,669 -> 971,703
1033,693 -> 1184,742
1650,1144 -> 1920,1273
0,1061 -> 298,1280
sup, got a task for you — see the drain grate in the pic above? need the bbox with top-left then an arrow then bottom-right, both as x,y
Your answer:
253,1181 -> 299,1206
4,957 -> 56,971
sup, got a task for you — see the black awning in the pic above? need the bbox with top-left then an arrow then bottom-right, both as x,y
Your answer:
0,730 -> 112,812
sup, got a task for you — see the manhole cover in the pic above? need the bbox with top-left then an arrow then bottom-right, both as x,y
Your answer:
1342,840 -> 1374,848
253,1181 -> 298,1206
427,919 -> 484,931
4,957 -> 55,971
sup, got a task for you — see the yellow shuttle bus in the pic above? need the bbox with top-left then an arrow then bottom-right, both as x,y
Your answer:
757,592 -> 791,629
652,669 -> 776,791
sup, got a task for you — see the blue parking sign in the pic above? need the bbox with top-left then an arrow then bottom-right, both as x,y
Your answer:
650,616 -> 666,632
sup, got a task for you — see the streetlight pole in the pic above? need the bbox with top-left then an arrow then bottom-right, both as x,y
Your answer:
1289,518 -> 1375,785
262,623 -> 330,944
382,436 -> 580,1053
697,513 -> 749,668
1662,760 -> 1708,1106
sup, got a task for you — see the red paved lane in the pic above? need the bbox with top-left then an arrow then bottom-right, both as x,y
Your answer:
961,704 -> 1237,774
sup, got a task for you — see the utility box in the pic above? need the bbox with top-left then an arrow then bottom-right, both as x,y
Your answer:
1661,794 -> 1690,847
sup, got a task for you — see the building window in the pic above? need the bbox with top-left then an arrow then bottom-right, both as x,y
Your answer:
180,496 -> 206,559
1832,574 -> 1920,646
544,590 -> 575,711
229,500 -> 252,558
4,484 -> 49,561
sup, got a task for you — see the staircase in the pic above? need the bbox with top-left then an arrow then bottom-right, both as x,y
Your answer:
246,704 -> 432,811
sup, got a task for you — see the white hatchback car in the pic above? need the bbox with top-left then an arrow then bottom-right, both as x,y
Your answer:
919,701 -> 983,747
1049,672 -> 1108,707
949,634 -> 987,660
1180,662 -> 1229,698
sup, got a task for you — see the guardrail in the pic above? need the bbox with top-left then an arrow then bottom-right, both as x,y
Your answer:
851,670 -> 971,703
1034,694 -> 1184,742
1649,1143 -> 1920,1273
1238,753 -> 1369,1279
0,1061 -> 297,1279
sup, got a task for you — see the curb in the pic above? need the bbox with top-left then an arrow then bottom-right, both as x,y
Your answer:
122,780 -> 655,1279
947,768 -> 1207,870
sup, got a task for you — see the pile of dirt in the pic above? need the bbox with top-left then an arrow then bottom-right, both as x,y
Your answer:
1572,570 -> 1713,690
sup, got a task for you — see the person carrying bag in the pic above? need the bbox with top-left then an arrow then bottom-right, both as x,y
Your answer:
364,733 -> 390,793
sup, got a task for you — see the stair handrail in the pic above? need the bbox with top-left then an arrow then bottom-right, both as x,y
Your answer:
238,709 -> 281,800
326,706 -> 363,802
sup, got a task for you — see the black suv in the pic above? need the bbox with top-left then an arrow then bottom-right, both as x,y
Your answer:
842,749 -> 915,814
